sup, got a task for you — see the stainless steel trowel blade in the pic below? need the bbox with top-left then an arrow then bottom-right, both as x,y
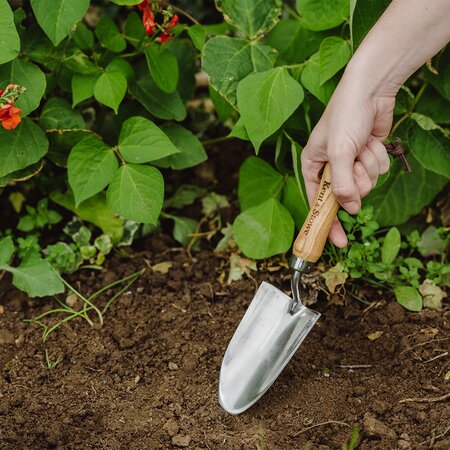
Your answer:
219,281 -> 320,415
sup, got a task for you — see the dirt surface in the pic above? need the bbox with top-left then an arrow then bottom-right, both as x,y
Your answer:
0,235 -> 449,450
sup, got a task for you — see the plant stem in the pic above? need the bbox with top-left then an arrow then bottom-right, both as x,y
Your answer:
89,269 -> 144,303
284,3 -> 301,20
391,82 -> 428,136
201,135 -> 233,146
59,276 -> 104,327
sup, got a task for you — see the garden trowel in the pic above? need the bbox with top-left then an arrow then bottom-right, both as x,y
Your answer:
219,163 -> 340,414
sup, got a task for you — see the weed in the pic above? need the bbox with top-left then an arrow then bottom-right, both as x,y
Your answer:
24,269 -> 143,342
44,349 -> 63,369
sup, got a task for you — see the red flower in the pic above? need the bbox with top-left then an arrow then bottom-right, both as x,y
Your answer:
166,14 -> 178,29
158,32 -> 173,43
143,9 -> 155,35
138,0 -> 149,11
0,104 -> 22,130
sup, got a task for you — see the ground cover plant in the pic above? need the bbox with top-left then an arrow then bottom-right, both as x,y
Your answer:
0,0 -> 448,309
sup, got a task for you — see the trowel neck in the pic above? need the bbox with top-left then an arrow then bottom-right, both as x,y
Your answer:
289,255 -> 312,273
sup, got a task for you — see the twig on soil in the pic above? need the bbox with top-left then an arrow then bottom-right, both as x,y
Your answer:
338,364 -> 373,369
423,351 -> 448,364
417,425 -> 450,448
400,337 -> 450,355
399,392 -> 450,404
293,420 -> 350,437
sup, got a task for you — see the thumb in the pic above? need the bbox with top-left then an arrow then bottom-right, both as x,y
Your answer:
328,148 -> 361,215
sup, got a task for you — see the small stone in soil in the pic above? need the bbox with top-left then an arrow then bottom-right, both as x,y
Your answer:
168,362 -> 179,370
172,434 -> 191,447
163,418 -> 179,436
363,413 -> 397,439
0,329 -> 14,344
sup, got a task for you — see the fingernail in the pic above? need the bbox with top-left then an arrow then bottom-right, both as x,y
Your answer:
343,201 -> 359,214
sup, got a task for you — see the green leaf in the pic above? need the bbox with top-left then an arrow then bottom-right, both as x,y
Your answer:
266,19 -> 325,64
409,113 -> 444,133
234,198 -> 294,259
72,22 -> 94,50
382,227 -> 401,264
171,216 -> 197,246
209,85 -> 234,122
319,37 -> 351,85
68,135 -> 119,206
202,36 -> 276,106
423,47 -> 450,101
64,49 -> 99,75
415,87 -> 450,124
0,0 -> 20,64
364,156 -> 447,226
0,59 -> 46,115
118,116 -> 179,163
94,71 -> 127,113
170,40 -> 197,102
72,73 -> 98,107
418,226 -> 445,257
0,253 -> 62,297
281,176 -> 309,229
407,125 -> 450,178
107,164 -> 164,224
30,0 -> 90,46
296,0 -> 349,31
110,0 -> 141,4
124,12 -> 146,47
394,286 -> 423,312
164,184 -> 207,209
238,156 -> 284,211
145,45 -> 179,94
130,75 -> 186,121
351,0 -> 390,50
229,117 -> 250,140
106,58 -> 135,82
51,191 -> 124,243
154,124 -> 207,170
46,129 -> 95,166
95,17 -> 126,53
300,51 -> 337,104
0,236 -> 15,265
40,98 -> 84,130
187,25 -> 206,51
0,119 -> 48,177
0,161 -> 43,187
237,67 -> 304,151
216,0 -> 282,38
1,255 -> 65,298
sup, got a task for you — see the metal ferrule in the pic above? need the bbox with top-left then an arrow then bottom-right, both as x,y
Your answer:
289,255 -> 312,273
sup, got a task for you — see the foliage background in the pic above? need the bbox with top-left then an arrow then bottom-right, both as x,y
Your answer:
0,0 -> 448,308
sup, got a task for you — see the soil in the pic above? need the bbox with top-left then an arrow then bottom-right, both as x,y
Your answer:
1,144 -> 449,449
0,236 -> 449,450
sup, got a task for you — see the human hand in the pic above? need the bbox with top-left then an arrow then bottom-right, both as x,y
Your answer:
301,70 -> 394,248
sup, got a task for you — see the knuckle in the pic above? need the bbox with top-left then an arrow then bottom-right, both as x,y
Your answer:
332,185 -> 356,201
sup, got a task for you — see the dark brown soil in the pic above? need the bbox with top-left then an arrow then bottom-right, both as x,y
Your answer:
0,236 -> 449,450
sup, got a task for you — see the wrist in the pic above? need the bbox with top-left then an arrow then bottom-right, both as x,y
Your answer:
343,54 -> 402,99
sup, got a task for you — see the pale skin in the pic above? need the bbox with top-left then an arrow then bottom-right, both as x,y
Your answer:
301,0 -> 450,248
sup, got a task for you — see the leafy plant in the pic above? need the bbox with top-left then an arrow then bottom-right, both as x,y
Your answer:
201,0 -> 449,259
0,0 -> 206,233
323,206 -> 449,311
0,0 -> 214,296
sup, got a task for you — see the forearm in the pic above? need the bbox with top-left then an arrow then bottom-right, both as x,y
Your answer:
346,0 -> 450,96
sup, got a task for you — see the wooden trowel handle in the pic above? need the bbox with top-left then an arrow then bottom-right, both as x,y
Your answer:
292,163 -> 340,263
